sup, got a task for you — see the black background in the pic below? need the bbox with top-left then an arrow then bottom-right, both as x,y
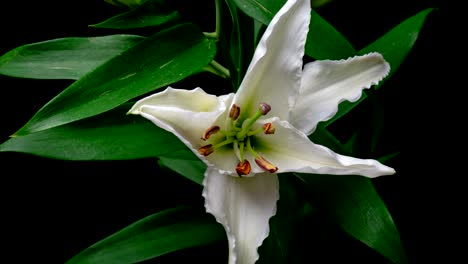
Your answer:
0,0 -> 450,263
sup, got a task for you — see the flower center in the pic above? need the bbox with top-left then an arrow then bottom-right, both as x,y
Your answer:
198,103 -> 278,176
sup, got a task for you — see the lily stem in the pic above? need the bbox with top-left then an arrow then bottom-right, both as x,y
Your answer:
203,0 -> 222,40
204,60 -> 231,78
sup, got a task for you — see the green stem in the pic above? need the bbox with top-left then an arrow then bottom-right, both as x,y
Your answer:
213,138 -> 236,149
238,141 -> 245,161
203,0 -> 222,39
204,60 -> 231,78
246,137 -> 260,158
236,109 -> 263,140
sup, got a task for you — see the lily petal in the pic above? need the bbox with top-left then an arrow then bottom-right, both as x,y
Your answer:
290,53 -> 390,135
255,118 -> 395,177
203,168 -> 279,264
233,0 -> 310,121
128,87 -> 234,158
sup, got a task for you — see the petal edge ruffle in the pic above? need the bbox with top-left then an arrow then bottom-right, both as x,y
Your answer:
203,168 -> 279,264
290,52 -> 390,135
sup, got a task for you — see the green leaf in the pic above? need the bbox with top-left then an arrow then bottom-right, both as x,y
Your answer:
309,125 -> 348,155
296,173 -> 407,264
231,0 -> 354,59
311,0 -> 334,8
258,174 -> 315,263
224,0 -> 243,88
0,35 -> 144,80
342,129 -> 360,154
14,23 -> 217,136
305,10 -> 355,60
224,0 -> 256,89
65,206 -> 225,264
158,149 -> 206,185
308,126 -> 405,263
92,0 -> 179,29
231,0 -> 284,25
377,152 -> 400,164
105,0 -> 147,9
0,104 -> 185,160
359,8 -> 434,84
323,8 -> 434,126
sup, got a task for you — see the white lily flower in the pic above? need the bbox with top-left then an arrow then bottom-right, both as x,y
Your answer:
128,0 -> 395,263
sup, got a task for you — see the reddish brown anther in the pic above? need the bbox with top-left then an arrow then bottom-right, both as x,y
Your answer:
259,103 -> 271,115
262,123 -> 275,134
229,104 -> 240,120
255,156 -> 278,173
236,160 -> 251,176
198,144 -> 214,156
201,125 -> 220,140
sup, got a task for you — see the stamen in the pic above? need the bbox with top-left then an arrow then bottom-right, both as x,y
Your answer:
236,160 -> 251,176
199,137 -> 235,157
259,103 -> 271,115
262,123 -> 275,134
205,102 -> 276,176
255,156 -> 278,173
213,138 -> 236,149
198,144 -> 214,156
245,137 -> 278,173
229,104 -> 240,120
201,125 -> 220,140
236,103 -> 272,140
245,136 -> 259,158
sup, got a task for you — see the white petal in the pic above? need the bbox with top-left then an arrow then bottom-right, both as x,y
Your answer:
233,0 -> 310,121
203,168 -> 279,264
128,87 -> 234,160
255,118 -> 395,177
290,53 -> 390,135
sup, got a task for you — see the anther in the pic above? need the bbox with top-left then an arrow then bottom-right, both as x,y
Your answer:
255,156 -> 278,173
236,160 -> 251,176
198,144 -> 214,156
259,103 -> 271,115
262,123 -> 275,134
229,104 -> 240,120
201,125 -> 220,140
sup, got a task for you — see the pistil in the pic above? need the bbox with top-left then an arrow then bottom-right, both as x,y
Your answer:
199,102 -> 278,175
236,103 -> 271,141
